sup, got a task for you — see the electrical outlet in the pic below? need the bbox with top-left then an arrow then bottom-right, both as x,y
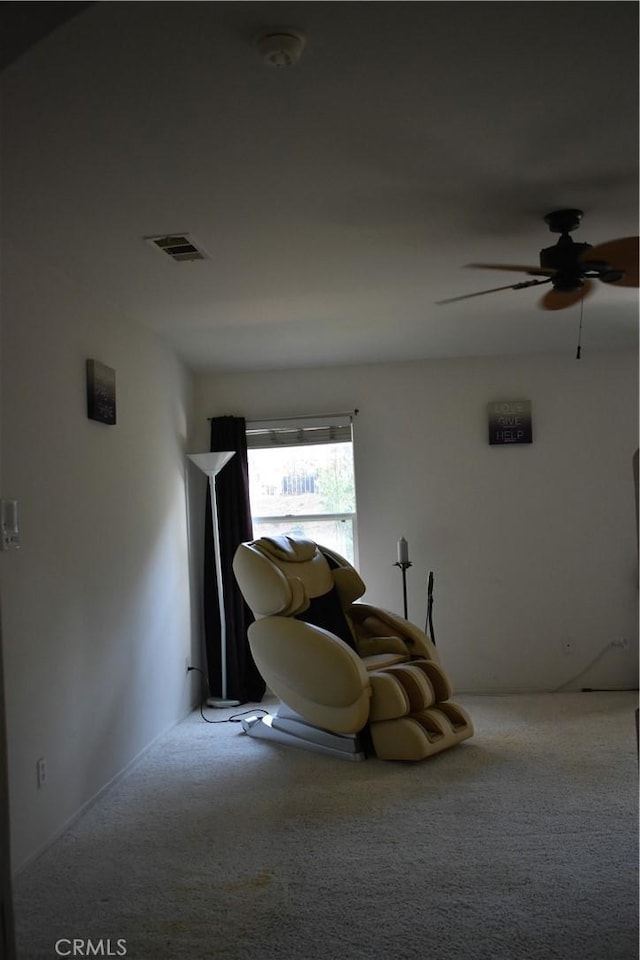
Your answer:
36,757 -> 46,788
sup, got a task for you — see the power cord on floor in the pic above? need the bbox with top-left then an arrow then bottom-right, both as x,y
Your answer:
551,641 -> 638,693
187,666 -> 269,724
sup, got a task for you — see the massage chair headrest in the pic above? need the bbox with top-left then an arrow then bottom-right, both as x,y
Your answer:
232,536 -> 366,618
256,535 -> 318,564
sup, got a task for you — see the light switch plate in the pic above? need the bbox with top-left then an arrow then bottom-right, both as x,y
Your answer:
1,498 -> 20,551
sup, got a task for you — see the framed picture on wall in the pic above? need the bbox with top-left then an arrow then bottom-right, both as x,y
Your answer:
487,399 -> 532,445
86,359 -> 116,425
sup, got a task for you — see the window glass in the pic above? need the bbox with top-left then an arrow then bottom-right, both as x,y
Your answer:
248,442 -> 356,563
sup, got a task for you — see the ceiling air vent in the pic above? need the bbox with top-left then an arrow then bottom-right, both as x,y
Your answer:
145,234 -> 209,262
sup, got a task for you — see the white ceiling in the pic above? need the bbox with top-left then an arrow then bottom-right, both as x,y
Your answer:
2,1 -> 638,372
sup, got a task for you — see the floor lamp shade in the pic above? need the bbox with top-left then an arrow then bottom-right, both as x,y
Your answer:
187,451 -> 239,707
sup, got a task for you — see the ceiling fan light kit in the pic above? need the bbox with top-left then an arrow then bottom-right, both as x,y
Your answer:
437,209 -> 639,311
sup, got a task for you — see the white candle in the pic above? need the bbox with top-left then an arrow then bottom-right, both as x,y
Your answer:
397,537 -> 409,564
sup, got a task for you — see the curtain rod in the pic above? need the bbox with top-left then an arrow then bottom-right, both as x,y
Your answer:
208,409 -> 359,423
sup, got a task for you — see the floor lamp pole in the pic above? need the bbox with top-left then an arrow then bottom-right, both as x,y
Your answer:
187,451 -> 239,708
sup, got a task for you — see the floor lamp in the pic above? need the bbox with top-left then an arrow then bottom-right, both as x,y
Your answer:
187,451 -> 240,708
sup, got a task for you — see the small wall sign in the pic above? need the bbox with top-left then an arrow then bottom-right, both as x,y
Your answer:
488,399 -> 532,446
86,359 -> 116,425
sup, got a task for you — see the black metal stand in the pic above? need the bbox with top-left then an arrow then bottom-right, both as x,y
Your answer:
426,571 -> 436,646
393,561 -> 412,619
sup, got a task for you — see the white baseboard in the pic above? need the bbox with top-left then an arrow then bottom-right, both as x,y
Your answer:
13,704 -> 196,878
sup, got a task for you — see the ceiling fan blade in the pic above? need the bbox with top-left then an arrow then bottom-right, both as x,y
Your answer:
539,280 -> 595,311
466,262 -> 556,277
579,237 -> 639,287
436,278 -> 551,305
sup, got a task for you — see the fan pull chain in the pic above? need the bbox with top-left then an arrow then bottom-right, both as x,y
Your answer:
575,292 -> 585,360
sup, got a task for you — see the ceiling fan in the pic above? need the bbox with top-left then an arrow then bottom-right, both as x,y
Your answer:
436,209 -> 639,311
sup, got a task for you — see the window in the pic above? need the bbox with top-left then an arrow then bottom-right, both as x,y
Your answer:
246,414 -> 358,564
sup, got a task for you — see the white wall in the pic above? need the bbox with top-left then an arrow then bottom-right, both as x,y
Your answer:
0,241 -> 199,871
194,351 -> 639,694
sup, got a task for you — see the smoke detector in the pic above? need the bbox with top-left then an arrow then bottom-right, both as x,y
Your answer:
257,29 -> 306,67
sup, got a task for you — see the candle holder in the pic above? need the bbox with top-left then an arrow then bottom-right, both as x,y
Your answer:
393,560 -> 412,620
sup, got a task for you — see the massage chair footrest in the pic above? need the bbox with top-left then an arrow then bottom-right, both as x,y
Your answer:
370,701 -> 474,761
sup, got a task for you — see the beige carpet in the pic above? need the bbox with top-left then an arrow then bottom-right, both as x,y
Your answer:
14,692 -> 639,960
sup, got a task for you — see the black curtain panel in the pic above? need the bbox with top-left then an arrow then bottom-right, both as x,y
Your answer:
203,416 -> 266,704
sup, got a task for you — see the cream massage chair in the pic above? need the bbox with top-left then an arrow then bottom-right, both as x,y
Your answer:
232,535 -> 473,762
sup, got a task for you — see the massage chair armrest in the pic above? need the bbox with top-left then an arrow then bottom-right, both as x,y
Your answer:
247,616 -> 372,734
347,603 -> 440,664
355,636 -> 410,658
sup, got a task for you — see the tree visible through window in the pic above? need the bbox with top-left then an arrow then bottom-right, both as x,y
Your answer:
247,438 -> 357,564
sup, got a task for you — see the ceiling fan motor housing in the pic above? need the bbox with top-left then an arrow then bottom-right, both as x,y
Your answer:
540,235 -> 593,291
